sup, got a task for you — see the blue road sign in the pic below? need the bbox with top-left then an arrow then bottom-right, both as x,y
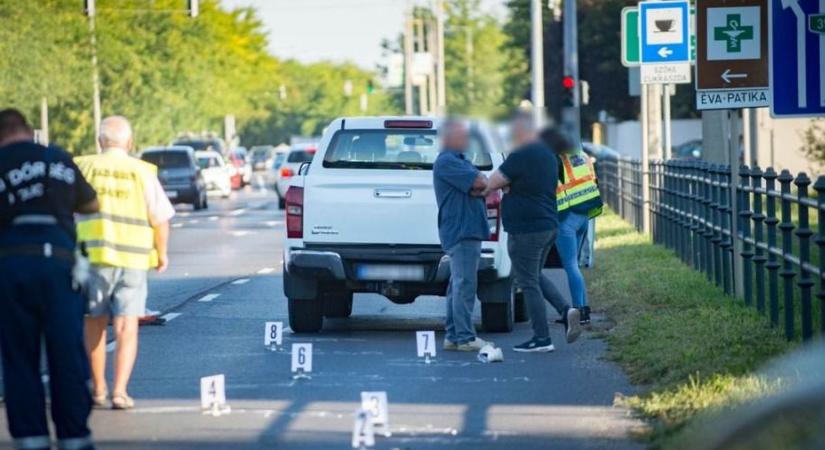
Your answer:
640,1 -> 691,64
770,0 -> 825,117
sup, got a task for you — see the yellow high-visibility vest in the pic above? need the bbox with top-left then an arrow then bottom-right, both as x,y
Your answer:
556,150 -> 602,217
75,152 -> 158,270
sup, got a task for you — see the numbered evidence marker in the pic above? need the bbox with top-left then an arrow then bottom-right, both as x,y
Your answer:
360,391 -> 391,437
351,409 -> 376,449
264,321 -> 283,350
200,374 -> 230,416
291,343 -> 313,379
416,331 -> 436,363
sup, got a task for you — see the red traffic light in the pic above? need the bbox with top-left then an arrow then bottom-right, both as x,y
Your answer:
562,76 -> 576,90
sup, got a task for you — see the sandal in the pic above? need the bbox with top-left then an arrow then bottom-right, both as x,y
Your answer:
91,389 -> 108,409
111,393 -> 135,410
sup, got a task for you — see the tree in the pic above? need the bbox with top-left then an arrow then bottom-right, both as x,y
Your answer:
801,119 -> 825,171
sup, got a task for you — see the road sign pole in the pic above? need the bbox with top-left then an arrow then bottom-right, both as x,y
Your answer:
641,85 -> 650,233
663,84 -> 672,160
531,0 -> 546,126
729,110 -> 744,298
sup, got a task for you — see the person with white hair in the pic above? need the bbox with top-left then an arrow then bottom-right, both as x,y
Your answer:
75,116 -> 174,410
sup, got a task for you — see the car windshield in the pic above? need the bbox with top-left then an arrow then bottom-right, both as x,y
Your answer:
273,153 -> 287,168
142,151 -> 191,168
323,129 -> 492,170
196,156 -> 220,169
288,150 -> 316,163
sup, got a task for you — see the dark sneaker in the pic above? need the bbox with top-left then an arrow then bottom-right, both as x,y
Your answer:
580,306 -> 591,325
513,338 -> 555,353
565,308 -> 582,343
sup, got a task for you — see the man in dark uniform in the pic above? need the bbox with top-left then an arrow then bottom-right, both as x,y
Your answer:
0,109 -> 98,450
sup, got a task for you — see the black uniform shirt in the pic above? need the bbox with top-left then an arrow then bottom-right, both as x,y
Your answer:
0,141 -> 96,244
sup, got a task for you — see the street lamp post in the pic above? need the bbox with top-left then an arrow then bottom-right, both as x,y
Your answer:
530,0 -> 545,127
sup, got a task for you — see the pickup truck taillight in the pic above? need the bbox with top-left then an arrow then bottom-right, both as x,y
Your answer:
485,191 -> 501,241
280,167 -> 294,178
285,186 -> 304,238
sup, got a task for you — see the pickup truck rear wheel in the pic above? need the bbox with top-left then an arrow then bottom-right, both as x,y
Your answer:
288,298 -> 323,333
481,300 -> 514,332
323,291 -> 353,318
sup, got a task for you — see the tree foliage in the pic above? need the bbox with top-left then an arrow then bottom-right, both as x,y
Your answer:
0,0 -> 398,154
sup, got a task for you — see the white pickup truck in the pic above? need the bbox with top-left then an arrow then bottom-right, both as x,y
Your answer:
282,117 -> 524,333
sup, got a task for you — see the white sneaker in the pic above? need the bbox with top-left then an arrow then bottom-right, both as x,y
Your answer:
455,337 -> 494,352
443,339 -> 458,351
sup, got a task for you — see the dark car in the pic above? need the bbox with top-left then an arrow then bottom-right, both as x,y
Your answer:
141,146 -> 208,210
673,139 -> 703,160
250,145 -> 273,171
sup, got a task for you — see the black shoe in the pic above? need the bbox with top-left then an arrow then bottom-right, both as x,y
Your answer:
580,306 -> 591,325
513,337 -> 555,353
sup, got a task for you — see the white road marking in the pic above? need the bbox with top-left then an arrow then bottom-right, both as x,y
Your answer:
106,341 -> 117,353
265,220 -> 283,227
198,293 -> 221,303
230,230 -> 251,237
161,312 -> 182,322
258,267 -> 275,274
172,223 -> 184,228
189,219 -> 199,224
208,216 -> 219,221
230,208 -> 246,216
232,278 -> 250,285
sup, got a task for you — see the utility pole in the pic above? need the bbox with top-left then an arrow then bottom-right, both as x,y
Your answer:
86,0 -> 102,153
562,0 -> 580,141
663,84 -> 673,160
435,0 -> 447,115
40,97 -> 49,147
530,0 -> 545,127
415,18 -> 429,115
465,26 -> 475,106
404,5 -> 415,115
427,19 -> 438,117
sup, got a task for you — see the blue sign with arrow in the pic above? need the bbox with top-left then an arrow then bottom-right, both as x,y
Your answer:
770,0 -> 825,117
640,0 -> 691,64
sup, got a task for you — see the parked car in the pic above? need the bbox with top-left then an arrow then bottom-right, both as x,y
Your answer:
581,142 -> 621,161
250,145 -> 274,171
275,143 -> 317,209
195,150 -> 232,198
673,139 -> 703,160
141,146 -> 208,210
281,117 -> 518,333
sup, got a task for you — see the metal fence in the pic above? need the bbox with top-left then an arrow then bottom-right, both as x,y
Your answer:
596,158 -> 825,341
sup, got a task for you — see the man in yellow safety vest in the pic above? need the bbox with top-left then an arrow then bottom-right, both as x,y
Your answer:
75,116 -> 174,410
541,128 -> 602,325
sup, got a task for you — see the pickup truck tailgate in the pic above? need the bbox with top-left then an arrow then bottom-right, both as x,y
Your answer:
302,170 -> 439,245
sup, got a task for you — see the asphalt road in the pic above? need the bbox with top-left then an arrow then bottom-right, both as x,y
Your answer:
0,176 -> 643,450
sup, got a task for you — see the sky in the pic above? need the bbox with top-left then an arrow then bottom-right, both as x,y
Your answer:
222,0 -> 507,71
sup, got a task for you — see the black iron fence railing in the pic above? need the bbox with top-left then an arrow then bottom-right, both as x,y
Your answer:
595,157 -> 825,342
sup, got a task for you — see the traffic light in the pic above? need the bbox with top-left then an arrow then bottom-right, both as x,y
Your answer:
84,0 -> 95,17
561,76 -> 576,108
366,80 -> 375,94
188,0 -> 199,18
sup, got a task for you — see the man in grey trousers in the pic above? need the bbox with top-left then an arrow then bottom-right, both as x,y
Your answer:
433,119 -> 494,352
485,116 -> 581,352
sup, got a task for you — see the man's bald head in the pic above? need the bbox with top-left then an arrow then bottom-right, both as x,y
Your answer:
439,118 -> 469,152
99,115 -> 134,151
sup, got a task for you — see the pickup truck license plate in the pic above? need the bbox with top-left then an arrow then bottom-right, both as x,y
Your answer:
165,190 -> 178,199
355,264 -> 426,281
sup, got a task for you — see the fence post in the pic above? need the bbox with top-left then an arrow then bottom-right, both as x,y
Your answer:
711,165 -> 723,288
650,161 -> 659,243
815,176 -> 825,336
794,173 -> 813,341
702,162 -> 714,282
763,168 -> 780,327
751,167 -> 766,314
778,170 -> 796,340
690,161 -> 701,269
739,165 -> 753,305
720,164 -> 733,296
678,161 -> 690,263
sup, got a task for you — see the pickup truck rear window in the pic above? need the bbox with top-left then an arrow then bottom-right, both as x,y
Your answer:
323,130 -> 493,170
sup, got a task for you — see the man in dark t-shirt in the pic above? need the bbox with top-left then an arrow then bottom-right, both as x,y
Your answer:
0,109 -> 99,450
485,115 -> 582,353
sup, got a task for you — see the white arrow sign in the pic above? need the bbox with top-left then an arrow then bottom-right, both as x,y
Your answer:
658,47 -> 674,58
782,0 -> 807,108
721,69 -> 748,84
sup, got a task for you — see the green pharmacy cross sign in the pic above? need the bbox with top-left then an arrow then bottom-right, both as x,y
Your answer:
714,14 -> 754,53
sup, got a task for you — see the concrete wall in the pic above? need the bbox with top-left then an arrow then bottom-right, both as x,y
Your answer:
605,119 -> 702,159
